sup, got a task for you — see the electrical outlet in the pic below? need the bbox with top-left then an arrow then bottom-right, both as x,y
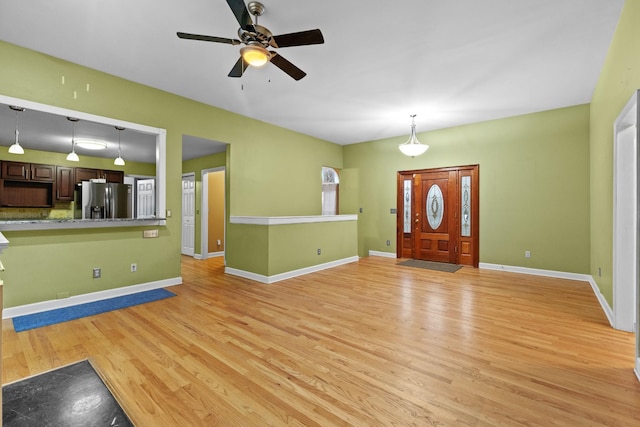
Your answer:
317,248 -> 321,255
598,267 -> 601,277
525,251 -> 531,258
143,229 -> 158,238
93,268 -> 101,279
131,263 -> 137,272
386,240 -> 391,246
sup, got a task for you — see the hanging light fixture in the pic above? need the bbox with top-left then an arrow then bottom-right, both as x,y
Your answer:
66,117 -> 80,162
8,106 -> 25,154
114,126 -> 125,166
398,114 -> 429,157
239,3 -> 270,68
240,44 -> 270,67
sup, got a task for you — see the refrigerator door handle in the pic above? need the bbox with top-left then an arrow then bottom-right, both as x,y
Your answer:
105,185 -> 111,218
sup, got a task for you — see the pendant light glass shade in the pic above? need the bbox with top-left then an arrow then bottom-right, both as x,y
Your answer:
66,117 -> 80,162
398,114 -> 429,157
8,106 -> 25,154
114,126 -> 126,166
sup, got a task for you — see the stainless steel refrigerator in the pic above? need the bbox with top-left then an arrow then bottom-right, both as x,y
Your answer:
77,182 -> 132,219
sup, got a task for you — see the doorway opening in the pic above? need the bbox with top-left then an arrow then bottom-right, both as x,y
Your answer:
201,167 -> 226,260
397,165 -> 479,267
322,166 -> 340,215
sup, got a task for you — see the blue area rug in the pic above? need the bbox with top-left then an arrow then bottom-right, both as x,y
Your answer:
12,288 -> 176,332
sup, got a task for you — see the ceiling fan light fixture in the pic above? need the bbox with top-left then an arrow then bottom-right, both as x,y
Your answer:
240,44 -> 270,67
398,114 -> 429,157
8,105 -> 25,155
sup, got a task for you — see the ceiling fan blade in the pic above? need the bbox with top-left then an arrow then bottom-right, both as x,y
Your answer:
177,32 -> 240,45
226,0 -> 254,31
228,56 -> 248,78
270,53 -> 306,81
271,29 -> 324,48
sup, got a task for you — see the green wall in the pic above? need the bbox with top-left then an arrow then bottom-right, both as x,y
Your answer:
226,220 -> 358,277
344,105 -> 591,274
590,0 -> 640,305
0,40 -> 342,307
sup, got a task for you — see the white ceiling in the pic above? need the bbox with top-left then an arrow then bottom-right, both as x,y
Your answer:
0,0 -> 625,154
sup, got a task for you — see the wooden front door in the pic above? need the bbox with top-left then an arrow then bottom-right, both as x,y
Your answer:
414,170 -> 457,263
397,165 -> 479,267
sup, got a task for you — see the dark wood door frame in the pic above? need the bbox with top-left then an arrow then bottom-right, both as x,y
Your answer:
396,165 -> 479,267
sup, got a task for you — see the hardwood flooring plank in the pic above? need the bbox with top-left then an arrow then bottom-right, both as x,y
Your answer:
2,256 -> 639,426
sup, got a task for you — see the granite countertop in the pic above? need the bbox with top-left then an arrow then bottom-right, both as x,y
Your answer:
0,217 -> 167,231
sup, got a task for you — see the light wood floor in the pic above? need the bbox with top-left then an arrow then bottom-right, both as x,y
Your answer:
3,256 -> 639,426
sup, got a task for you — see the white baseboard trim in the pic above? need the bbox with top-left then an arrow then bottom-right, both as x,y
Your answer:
3,277 -> 183,319
225,256 -> 360,284
368,250 -> 397,258
635,360 -> 640,383
479,263 -> 591,281
587,276 -> 615,329
480,262 -> 615,329
195,252 -> 224,260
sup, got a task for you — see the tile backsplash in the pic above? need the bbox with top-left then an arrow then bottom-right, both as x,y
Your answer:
0,202 -> 73,220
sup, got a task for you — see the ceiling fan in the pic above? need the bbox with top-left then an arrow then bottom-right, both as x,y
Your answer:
177,0 -> 324,81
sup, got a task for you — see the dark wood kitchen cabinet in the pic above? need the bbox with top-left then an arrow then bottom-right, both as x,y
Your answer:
1,161 -> 55,182
0,161 -> 55,207
75,167 -> 123,184
55,166 -> 75,201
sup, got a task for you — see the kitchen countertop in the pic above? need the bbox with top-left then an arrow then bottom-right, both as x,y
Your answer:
0,217 -> 167,231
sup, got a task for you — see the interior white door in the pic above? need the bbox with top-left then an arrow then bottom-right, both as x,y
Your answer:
137,178 -> 156,219
181,175 -> 195,256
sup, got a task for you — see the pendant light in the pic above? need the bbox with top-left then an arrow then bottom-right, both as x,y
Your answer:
398,114 -> 429,157
8,106 -> 25,154
66,117 -> 80,162
114,126 -> 125,166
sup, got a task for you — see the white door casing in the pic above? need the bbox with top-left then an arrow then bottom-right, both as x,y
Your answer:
612,89 -> 640,382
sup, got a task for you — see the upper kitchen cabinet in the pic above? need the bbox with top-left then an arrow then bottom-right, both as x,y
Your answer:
1,161 -> 55,182
75,168 -> 124,184
0,161 -> 55,207
55,166 -> 74,201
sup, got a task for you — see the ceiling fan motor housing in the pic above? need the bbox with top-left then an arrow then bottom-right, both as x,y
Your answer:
238,25 -> 273,48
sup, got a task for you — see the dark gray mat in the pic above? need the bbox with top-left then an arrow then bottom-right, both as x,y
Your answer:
398,259 -> 462,273
3,360 -> 133,427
